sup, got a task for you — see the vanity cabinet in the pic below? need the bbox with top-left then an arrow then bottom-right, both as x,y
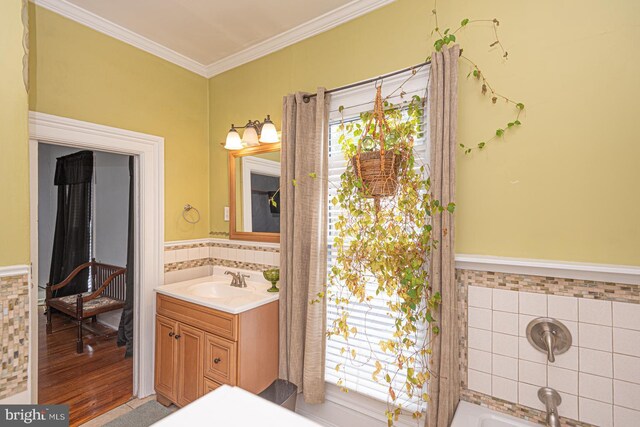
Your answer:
154,294 -> 278,407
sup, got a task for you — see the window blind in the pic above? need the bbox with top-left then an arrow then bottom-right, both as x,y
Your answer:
325,65 -> 430,412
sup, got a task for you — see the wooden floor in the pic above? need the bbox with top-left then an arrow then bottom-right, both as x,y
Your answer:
38,306 -> 133,426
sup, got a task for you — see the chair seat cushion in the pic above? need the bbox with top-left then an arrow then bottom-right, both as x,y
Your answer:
50,292 -> 124,315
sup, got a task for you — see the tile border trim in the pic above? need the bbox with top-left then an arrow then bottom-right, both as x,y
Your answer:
456,254 -> 640,286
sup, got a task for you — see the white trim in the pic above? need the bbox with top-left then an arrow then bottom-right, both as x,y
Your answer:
29,111 -> 164,401
203,0 -> 395,77
295,383 -> 415,427
240,157 -> 281,232
30,0 -> 394,78
30,0 -> 209,76
163,238 -> 280,250
163,238 -> 212,247
455,254 -> 640,285
0,390 -> 30,405
0,265 -> 30,277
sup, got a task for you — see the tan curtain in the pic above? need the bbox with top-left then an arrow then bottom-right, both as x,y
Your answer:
427,44 -> 460,427
279,89 -> 330,404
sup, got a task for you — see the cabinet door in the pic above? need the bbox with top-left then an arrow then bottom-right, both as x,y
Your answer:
155,315 -> 178,401
176,322 -> 205,406
204,333 -> 237,385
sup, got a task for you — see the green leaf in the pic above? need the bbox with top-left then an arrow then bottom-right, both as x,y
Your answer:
308,172 -> 317,179
496,129 -> 505,137
449,34 -> 456,42
292,179 -> 297,187
507,122 -> 514,127
446,202 -> 456,213
472,69 -> 479,78
516,103 -> 525,110
338,105 -> 344,113
514,120 -> 522,125
478,142 -> 485,149
461,18 -> 470,26
444,28 -> 450,35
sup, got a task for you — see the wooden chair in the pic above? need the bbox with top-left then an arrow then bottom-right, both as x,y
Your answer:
45,259 -> 127,353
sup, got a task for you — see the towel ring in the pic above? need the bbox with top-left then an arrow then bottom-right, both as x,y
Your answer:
182,204 -> 200,224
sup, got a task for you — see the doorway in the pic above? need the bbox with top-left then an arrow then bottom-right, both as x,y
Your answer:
28,112 -> 164,423
36,144 -> 133,424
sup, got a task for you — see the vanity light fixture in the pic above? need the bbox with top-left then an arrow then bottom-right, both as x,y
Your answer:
224,115 -> 279,150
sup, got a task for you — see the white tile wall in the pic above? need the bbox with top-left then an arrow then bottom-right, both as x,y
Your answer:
467,286 -> 640,426
165,241 -> 280,267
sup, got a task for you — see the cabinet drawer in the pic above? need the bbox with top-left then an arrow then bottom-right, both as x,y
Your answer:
204,378 -> 222,394
204,334 -> 237,385
157,294 -> 237,341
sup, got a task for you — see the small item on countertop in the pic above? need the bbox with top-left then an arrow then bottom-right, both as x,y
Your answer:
263,268 -> 280,293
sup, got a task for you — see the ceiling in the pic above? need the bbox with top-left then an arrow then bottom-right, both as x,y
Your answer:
35,0 -> 394,77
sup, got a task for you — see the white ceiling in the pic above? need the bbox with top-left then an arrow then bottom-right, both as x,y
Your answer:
34,0 -> 394,77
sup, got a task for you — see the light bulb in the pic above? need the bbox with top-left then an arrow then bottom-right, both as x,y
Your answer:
224,126 -> 243,150
259,115 -> 279,143
242,124 -> 259,146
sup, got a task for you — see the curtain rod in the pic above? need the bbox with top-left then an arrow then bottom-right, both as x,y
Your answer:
302,60 -> 431,103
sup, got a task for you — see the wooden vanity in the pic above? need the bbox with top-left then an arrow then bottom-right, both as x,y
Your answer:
154,293 -> 279,407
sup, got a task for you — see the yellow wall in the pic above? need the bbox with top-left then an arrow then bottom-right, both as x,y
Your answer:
29,5 -> 210,241
0,0 -> 30,266
209,0 -> 640,266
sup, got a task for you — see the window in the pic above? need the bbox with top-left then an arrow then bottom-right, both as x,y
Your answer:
325,66 -> 430,412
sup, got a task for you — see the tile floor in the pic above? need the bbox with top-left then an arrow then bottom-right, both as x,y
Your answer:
80,395 -> 176,426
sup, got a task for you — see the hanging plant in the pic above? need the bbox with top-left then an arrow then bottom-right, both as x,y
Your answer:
351,85 -> 401,199
317,3 -> 524,425
321,84 -> 454,425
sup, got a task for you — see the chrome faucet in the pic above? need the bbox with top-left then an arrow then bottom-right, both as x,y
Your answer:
538,387 -> 562,427
224,271 -> 250,288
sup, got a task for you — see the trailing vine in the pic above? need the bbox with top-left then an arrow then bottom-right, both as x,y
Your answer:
430,1 -> 525,154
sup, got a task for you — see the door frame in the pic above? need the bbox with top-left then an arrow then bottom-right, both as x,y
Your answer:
28,111 -> 164,401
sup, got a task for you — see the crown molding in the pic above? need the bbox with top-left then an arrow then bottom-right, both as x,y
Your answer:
30,0 -> 394,78
30,0 -> 209,76
202,0 -> 395,77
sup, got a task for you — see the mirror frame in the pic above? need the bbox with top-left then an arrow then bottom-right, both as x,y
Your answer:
228,143 -> 281,243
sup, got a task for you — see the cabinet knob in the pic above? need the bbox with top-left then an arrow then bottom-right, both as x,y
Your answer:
213,358 -> 221,364
168,331 -> 175,337
174,334 -> 181,340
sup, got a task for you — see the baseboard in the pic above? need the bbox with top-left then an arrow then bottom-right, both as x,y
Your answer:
0,390 -> 30,404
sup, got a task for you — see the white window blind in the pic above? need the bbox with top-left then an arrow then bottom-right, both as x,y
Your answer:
325,65 -> 430,412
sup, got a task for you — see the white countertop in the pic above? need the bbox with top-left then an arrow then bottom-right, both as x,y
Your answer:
155,266 -> 279,314
152,385 -> 320,427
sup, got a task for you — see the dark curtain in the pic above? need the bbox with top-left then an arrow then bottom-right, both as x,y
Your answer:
49,150 -> 93,297
118,156 -> 134,357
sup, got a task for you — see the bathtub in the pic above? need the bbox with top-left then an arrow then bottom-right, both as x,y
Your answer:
451,401 -> 540,427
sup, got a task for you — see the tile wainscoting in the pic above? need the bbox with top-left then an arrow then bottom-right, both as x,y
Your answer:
163,239 -> 279,284
0,267 -> 30,401
458,269 -> 640,427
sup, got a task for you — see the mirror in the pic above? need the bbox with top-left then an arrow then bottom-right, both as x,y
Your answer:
228,144 -> 281,243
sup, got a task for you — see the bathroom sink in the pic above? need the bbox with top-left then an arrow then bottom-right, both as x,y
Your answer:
186,281 -> 255,299
155,267 -> 279,314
